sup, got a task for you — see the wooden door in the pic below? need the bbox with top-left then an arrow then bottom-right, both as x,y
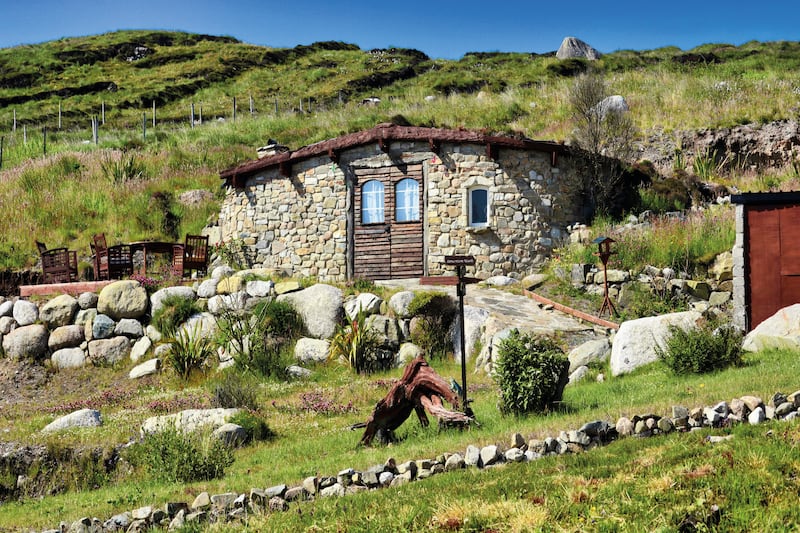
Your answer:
746,204 -> 800,329
353,164 -> 424,280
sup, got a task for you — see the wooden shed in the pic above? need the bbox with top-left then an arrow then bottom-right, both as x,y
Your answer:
731,191 -> 800,331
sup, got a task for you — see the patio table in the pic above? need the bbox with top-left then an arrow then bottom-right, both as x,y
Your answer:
129,241 -> 182,276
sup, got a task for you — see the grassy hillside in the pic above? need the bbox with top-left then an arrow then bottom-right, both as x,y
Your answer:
1,32 -> 799,270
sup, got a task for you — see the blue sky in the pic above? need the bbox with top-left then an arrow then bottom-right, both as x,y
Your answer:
2,0 -> 798,59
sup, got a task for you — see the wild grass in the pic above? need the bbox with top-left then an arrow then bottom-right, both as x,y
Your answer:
2,348 -> 800,530
554,205 -> 735,276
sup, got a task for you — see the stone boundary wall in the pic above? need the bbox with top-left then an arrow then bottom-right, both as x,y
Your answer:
732,204 -> 746,330
218,141 -> 582,281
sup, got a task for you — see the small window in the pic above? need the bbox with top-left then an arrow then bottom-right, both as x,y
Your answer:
395,178 -> 420,222
361,180 -> 385,224
469,187 -> 489,226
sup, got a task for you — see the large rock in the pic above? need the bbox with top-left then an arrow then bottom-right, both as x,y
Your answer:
98,280 -> 148,320
277,284 -> 343,339
39,294 -> 79,328
556,36 -> 601,60
568,338 -> 611,373
709,251 -> 733,281
115,318 -> 144,338
452,306 -> 490,365
294,337 -> 330,364
150,286 -> 197,317
52,347 -> 87,369
344,293 -> 383,320
366,315 -> 402,348
92,314 -> 116,340
88,336 -> 131,366
743,304 -> 800,352
141,408 -> 240,436
593,95 -> 629,118
388,291 -> 416,318
129,358 -> 160,379
2,324 -> 48,360
0,299 -> 13,317
177,312 -> 217,342
42,409 -> 102,433
48,325 -> 85,351
12,300 -> 38,326
610,311 -> 702,376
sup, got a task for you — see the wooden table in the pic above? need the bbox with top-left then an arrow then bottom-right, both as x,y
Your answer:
129,241 -> 182,276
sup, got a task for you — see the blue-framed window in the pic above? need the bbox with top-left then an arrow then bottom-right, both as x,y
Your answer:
395,178 -> 420,222
469,187 -> 489,226
361,180 -> 385,224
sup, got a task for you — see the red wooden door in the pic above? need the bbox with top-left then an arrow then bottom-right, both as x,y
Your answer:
746,204 -> 800,329
353,164 -> 424,280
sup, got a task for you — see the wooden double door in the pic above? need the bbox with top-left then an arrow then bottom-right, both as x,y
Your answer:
353,164 -> 424,280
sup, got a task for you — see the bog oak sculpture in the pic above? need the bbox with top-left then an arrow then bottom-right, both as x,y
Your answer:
356,355 -> 474,446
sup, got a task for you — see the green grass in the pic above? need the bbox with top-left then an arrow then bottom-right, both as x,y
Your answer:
2,347 -> 800,530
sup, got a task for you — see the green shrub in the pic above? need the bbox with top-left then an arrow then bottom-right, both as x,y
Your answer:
656,321 -> 744,374
151,295 -> 202,336
407,291 -> 457,359
166,322 -> 216,380
328,307 -> 383,374
125,427 -> 233,483
215,300 -> 300,379
210,371 -> 260,410
228,410 -> 275,443
494,330 -> 569,415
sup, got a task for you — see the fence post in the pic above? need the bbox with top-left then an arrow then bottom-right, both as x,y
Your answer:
23,124 -> 27,145
58,101 -> 62,130
42,126 -> 47,156
0,136 -> 4,169
233,96 -> 237,122
190,103 -> 195,128
274,98 -> 278,115
299,98 -> 303,113
199,104 -> 202,124
92,116 -> 98,145
102,101 -> 105,125
142,113 -> 146,141
12,110 -> 16,132
152,100 -> 156,128
249,94 -> 254,117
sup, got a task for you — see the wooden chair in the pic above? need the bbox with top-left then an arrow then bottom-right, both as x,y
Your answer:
93,233 -> 133,280
172,234 -> 209,278
37,241 -> 78,284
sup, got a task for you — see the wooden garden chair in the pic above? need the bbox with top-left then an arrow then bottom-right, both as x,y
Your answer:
37,240 -> 78,284
172,234 -> 209,278
92,233 -> 133,280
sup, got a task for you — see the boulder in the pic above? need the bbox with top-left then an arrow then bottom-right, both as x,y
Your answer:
294,337 -> 330,364
42,409 -> 102,433
12,300 -> 38,326
51,347 -> 87,369
0,316 -> 14,335
685,280 -> 711,301
211,265 -> 236,280
388,291 -> 415,318
88,336 -> 131,365
743,304 -> 800,352
451,305 -> 490,364
366,315 -> 402,348
197,278 -> 219,298
207,292 -> 248,314
176,312 -> 217,342
593,95 -> 629,118
568,338 -> 611,372
556,36 -> 601,60
344,293 -> 383,320
114,318 -> 144,338
521,273 -> 548,290
610,311 -> 702,375
245,279 -> 274,298
92,314 -> 116,340
2,324 -> 48,360
277,284 -> 343,339
130,336 -> 152,362
129,358 -> 160,379
150,286 -> 196,316
275,281 -> 301,295
77,292 -> 99,310
709,251 -> 733,281
395,342 -> 423,367
484,275 -> 519,287
39,294 -> 79,328
213,423 -> 248,446
97,280 -> 148,320
0,299 -> 13,317
217,276 -> 244,294
141,408 -> 240,436
48,325 -> 85,351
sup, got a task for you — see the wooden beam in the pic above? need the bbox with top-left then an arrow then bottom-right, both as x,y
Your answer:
279,161 -> 291,177
485,142 -> 498,160
378,137 -> 390,153
551,150 -> 558,167
428,138 -> 440,153
328,147 -> 340,164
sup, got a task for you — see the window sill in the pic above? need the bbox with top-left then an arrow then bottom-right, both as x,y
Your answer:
466,225 -> 491,234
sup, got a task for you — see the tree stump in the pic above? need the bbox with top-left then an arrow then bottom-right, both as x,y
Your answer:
357,355 -> 474,446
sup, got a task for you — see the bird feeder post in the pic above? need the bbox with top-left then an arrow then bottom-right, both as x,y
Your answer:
593,236 -> 618,318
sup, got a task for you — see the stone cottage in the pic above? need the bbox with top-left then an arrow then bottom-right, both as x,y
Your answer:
218,124 -> 586,281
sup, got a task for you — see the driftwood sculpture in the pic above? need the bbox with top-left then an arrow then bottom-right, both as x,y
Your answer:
357,355 -> 474,446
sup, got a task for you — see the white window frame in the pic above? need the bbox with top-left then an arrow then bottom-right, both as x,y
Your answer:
395,178 -> 420,222
361,179 -> 385,224
468,186 -> 490,227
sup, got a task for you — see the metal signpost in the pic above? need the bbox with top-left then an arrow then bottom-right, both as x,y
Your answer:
444,255 -> 479,417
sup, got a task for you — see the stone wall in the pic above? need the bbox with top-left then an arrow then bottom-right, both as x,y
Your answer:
732,203 -> 746,330
219,141 -> 583,281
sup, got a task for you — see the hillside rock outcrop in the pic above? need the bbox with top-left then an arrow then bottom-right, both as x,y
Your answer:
556,36 -> 601,60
